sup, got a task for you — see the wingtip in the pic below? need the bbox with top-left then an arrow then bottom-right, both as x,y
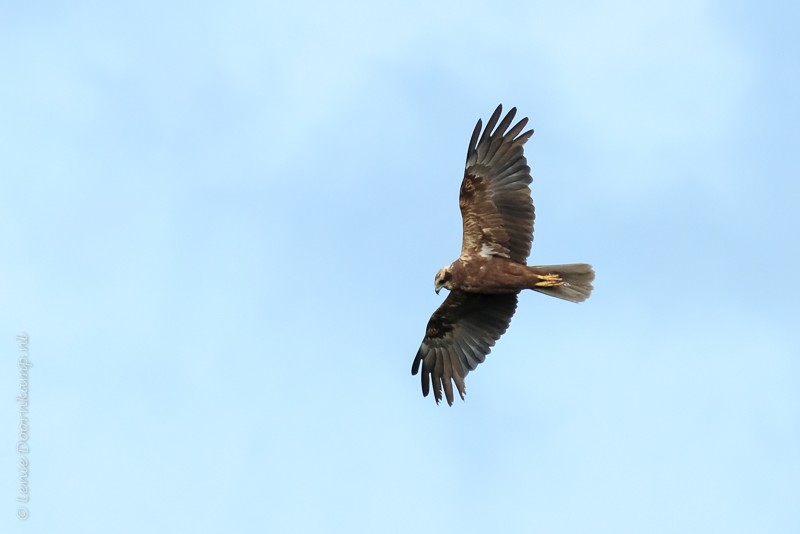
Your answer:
411,352 -> 422,375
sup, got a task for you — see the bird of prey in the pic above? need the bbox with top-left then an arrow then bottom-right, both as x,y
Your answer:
412,104 -> 595,405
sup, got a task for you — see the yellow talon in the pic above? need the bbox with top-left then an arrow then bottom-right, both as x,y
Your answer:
535,273 -> 563,287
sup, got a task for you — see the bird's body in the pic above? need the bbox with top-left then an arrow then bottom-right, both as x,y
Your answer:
446,256 -> 534,294
412,104 -> 595,405
440,256 -> 592,296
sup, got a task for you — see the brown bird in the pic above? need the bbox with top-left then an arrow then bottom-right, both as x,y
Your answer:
412,104 -> 595,405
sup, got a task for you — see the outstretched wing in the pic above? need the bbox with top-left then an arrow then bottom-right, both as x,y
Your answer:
412,290 -> 518,405
460,104 -> 535,263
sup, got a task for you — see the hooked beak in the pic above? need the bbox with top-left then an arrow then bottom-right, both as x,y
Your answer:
435,287 -> 441,295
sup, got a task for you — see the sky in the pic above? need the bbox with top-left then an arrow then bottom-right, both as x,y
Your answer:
1,1 -> 799,532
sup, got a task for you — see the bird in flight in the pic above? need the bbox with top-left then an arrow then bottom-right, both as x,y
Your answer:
412,104 -> 595,405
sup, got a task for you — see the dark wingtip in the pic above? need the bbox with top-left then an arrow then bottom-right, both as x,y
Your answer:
411,351 -> 422,375
467,118 -> 483,160
506,106 -> 517,125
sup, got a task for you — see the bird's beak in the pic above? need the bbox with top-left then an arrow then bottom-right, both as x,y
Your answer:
435,287 -> 441,295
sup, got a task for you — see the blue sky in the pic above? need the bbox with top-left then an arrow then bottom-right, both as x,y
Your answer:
1,1 -> 799,532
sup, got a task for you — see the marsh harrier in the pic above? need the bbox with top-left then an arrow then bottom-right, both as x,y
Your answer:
412,105 -> 595,405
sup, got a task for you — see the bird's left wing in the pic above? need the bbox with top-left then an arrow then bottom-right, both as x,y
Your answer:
412,290 -> 518,405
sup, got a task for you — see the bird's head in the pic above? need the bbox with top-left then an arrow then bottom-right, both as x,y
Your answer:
434,266 -> 453,295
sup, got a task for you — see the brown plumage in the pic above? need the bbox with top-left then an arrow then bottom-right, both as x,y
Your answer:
412,104 -> 595,405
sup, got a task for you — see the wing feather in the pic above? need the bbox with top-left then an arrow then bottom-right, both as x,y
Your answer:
477,105 -> 504,150
412,291 -> 518,405
460,105 -> 535,263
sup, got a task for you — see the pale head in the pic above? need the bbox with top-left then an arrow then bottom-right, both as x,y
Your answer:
434,266 -> 453,294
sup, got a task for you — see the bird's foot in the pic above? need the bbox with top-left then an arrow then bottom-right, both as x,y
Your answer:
535,273 -> 563,287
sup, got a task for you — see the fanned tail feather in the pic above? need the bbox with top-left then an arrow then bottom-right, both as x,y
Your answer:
529,263 -> 595,303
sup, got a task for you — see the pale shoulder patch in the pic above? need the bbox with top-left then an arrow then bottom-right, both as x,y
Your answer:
479,243 -> 496,257
479,242 -> 509,258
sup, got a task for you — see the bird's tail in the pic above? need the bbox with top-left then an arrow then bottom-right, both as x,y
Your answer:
527,264 -> 595,303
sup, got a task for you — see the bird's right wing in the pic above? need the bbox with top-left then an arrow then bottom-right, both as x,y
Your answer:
459,105 -> 535,263
412,290 -> 518,405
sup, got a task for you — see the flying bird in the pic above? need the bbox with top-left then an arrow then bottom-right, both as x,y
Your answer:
412,104 -> 595,405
